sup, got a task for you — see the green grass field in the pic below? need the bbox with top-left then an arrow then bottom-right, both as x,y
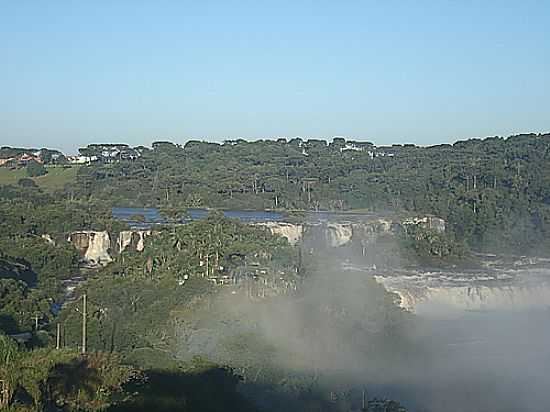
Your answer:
0,165 -> 80,191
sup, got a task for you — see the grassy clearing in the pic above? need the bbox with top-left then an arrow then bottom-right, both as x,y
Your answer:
0,167 -> 26,185
0,165 -> 80,191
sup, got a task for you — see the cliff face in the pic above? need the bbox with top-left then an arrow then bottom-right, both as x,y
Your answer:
68,231 -> 112,266
67,230 -> 152,266
66,215 -> 445,265
117,230 -> 152,253
259,215 -> 444,248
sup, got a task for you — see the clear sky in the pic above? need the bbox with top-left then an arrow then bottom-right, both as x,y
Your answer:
1,1 -> 549,153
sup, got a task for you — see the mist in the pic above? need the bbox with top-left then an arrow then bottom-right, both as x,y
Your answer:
173,235 -> 550,412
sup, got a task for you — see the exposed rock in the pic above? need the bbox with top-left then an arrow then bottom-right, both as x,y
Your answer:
67,231 -> 91,254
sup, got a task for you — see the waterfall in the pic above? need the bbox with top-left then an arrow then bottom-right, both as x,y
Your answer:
118,230 -> 152,252
68,231 -> 112,266
135,231 -> 151,251
374,267 -> 550,316
84,231 -> 112,265
325,223 -> 353,247
68,230 -> 153,266
256,222 -> 303,246
118,231 -> 134,253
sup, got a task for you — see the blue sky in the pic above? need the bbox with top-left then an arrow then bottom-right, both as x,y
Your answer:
1,1 -> 549,152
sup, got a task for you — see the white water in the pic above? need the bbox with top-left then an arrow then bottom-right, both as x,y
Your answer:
325,223 -> 353,247
256,222 -> 303,246
345,258 -> 550,411
67,230 -> 152,266
118,230 -> 151,252
371,264 -> 550,317
83,231 -> 112,265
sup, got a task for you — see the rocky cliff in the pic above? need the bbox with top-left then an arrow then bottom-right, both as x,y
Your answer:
118,230 -> 152,253
67,215 -> 444,265
68,231 -> 112,266
258,215 -> 445,248
67,230 -> 152,266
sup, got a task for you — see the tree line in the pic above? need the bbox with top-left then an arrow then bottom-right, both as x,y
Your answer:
69,133 -> 550,254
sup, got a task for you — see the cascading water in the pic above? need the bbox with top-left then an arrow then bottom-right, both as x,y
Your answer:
256,222 -> 303,246
118,230 -> 151,253
370,264 -> 550,316
325,223 -> 353,247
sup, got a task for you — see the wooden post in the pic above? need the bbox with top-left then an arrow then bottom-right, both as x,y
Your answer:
82,294 -> 87,354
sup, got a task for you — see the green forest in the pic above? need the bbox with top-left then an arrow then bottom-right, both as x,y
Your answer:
1,132 -> 550,411
0,184 -> 408,411
70,134 -> 550,254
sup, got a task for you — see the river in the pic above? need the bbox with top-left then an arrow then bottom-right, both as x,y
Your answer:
111,206 -> 386,227
111,207 -> 285,227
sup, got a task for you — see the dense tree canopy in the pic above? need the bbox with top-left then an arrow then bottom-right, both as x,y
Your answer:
67,133 -> 550,254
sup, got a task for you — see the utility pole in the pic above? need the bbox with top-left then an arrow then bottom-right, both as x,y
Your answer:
82,294 -> 87,354
362,387 -> 368,411
33,314 -> 39,331
56,323 -> 61,350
